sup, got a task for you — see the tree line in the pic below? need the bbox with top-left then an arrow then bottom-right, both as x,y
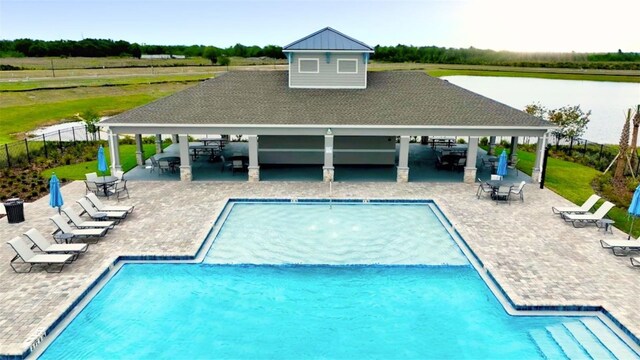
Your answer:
1,38 -> 638,69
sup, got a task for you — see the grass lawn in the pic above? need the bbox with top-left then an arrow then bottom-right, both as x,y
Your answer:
42,144 -> 157,180
488,145 -> 639,237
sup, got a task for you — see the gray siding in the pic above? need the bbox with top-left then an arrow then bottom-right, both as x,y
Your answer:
289,52 -> 366,88
258,136 -> 395,165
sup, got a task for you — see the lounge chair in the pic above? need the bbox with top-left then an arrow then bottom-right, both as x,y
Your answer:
631,257 -> 640,267
7,237 -> 73,273
552,194 -> 601,215
77,198 -> 127,222
50,214 -> 108,242
600,238 -> 640,256
86,193 -> 134,214
61,206 -> 116,229
561,201 -> 615,227
24,228 -> 88,260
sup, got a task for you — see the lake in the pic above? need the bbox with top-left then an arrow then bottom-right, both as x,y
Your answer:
442,76 -> 640,144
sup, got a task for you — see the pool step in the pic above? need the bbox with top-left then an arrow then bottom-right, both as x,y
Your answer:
563,321 -> 614,359
580,318 -> 640,360
529,329 -> 568,359
547,324 -> 590,359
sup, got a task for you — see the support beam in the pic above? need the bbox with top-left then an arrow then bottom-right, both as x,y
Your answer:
464,137 -> 479,183
248,135 -> 260,182
134,134 -> 144,167
155,134 -> 163,154
108,131 -> 122,173
510,136 -> 518,163
532,135 -> 546,183
323,134 -> 334,182
178,134 -> 192,181
397,136 -> 410,182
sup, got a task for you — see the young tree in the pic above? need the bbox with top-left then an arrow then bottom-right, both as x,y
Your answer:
546,105 -> 591,148
630,105 -> 640,171
524,102 -> 547,119
613,109 -> 632,189
218,55 -> 231,69
203,46 -> 219,65
76,110 -> 100,141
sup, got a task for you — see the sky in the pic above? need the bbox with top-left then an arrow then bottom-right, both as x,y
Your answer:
1,0 -> 638,53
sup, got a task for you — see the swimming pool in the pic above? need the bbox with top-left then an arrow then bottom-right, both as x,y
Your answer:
37,201 -> 640,359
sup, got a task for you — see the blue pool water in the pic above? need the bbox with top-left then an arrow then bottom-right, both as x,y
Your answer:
39,202 -> 638,359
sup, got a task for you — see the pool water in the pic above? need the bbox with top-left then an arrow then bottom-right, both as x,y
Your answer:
38,202 -> 638,359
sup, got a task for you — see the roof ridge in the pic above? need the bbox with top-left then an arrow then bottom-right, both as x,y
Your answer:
283,27 -> 374,51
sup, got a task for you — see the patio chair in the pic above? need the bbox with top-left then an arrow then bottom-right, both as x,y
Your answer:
77,198 -> 127,222
84,180 -> 100,195
61,206 -> 116,229
493,185 -> 512,204
600,238 -> 640,256
507,158 -> 519,177
561,201 -> 615,228
232,159 -> 244,174
146,157 -> 160,173
476,178 -> 493,199
509,181 -> 526,202
50,214 -> 109,241
24,228 -> 88,260
114,170 -> 124,181
158,160 -> 173,174
86,193 -> 134,214
551,194 -> 601,215
7,237 -> 74,273
85,172 -> 98,181
220,156 -> 232,173
108,179 -> 130,202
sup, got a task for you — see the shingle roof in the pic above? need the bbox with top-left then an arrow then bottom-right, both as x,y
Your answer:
283,27 -> 374,52
101,71 -> 550,128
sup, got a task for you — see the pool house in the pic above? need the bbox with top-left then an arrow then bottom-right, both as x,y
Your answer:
100,27 -> 553,183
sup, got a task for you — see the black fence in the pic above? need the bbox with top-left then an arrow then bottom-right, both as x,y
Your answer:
0,125 -> 103,169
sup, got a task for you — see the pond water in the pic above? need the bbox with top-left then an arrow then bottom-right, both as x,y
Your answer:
442,76 -> 640,144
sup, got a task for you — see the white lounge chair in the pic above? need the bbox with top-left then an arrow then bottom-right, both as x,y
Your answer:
562,201 -> 615,228
631,257 -> 640,267
86,193 -> 134,213
24,228 -> 88,260
552,194 -> 601,215
61,206 -> 115,229
50,214 -> 108,242
7,237 -> 73,273
77,198 -> 127,222
600,238 -> 640,256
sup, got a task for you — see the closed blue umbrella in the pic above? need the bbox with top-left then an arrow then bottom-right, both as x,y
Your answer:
627,184 -> 640,239
49,173 -> 63,214
496,149 -> 508,177
97,145 -> 108,178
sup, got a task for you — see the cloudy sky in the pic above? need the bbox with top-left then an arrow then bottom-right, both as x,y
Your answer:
1,0 -> 638,53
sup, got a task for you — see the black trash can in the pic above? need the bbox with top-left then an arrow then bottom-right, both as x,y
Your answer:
4,198 -> 25,224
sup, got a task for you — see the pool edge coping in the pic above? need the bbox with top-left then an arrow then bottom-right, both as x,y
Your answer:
10,197 -> 640,360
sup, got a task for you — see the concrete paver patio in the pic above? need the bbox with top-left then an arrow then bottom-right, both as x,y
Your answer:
0,180 -> 639,357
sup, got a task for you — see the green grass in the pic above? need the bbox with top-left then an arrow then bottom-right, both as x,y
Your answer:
42,144 -> 158,180
0,73 -> 213,91
425,68 -> 640,83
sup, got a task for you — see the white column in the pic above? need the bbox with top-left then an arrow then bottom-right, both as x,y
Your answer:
248,135 -> 259,182
108,130 -> 122,172
323,134 -> 334,182
155,134 -> 163,154
397,135 -> 410,182
464,137 -> 479,183
532,135 -> 546,183
135,134 -> 144,167
178,134 -> 192,181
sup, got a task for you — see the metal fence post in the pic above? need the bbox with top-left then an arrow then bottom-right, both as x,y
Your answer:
540,145 -> 550,189
72,127 -> 76,143
5,144 -> 10,168
583,140 -> 588,155
24,139 -> 30,164
599,144 -> 604,160
43,134 -> 48,158
85,126 -> 89,142
97,129 -> 101,141
58,130 -> 63,149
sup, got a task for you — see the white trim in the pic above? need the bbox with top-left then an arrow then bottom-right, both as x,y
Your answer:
259,148 -> 395,153
337,59 -> 358,74
288,85 -> 366,89
284,49 -> 374,53
100,123 -> 556,131
298,58 -> 319,74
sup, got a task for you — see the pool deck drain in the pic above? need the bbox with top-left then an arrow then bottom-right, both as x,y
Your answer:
0,180 -> 639,357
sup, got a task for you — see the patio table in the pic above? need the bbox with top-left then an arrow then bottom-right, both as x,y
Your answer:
94,176 -> 118,197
